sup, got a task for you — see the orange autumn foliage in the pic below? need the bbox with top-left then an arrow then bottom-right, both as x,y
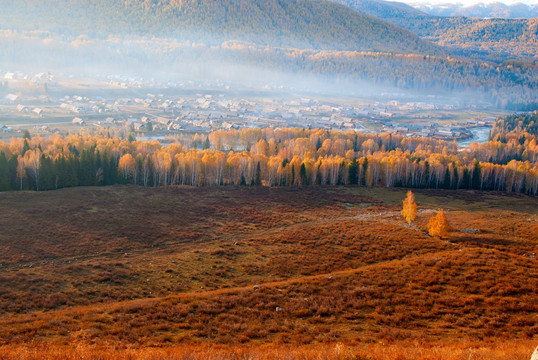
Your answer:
401,190 -> 417,224
428,209 -> 449,238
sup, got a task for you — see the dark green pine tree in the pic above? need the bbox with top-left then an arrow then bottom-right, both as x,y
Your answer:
299,163 -> 307,186
22,139 -> 30,155
8,154 -> 18,190
66,156 -> 79,187
337,161 -> 346,185
452,163 -> 459,189
255,162 -> 262,186
68,143 -> 79,157
461,168 -> 470,189
53,156 -> 67,189
100,152 -> 117,185
443,167 -> 451,189
0,152 -> 11,191
78,148 -> 98,186
348,158 -> 359,185
203,136 -> 211,150
38,154 -> 55,190
56,155 -> 74,188
95,150 -> 104,185
471,159 -> 481,189
423,161 -> 430,188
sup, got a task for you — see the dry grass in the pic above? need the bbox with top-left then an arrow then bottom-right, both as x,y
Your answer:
0,341 -> 535,360
0,186 -> 536,355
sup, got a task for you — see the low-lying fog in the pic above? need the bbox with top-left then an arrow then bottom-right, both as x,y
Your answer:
0,30 -> 498,108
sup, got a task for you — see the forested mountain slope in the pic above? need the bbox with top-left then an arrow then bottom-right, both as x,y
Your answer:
0,0 -> 439,54
334,0 -> 538,58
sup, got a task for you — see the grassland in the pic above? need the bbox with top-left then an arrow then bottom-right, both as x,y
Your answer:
0,186 -> 536,358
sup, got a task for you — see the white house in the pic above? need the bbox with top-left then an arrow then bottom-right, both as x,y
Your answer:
5,94 -> 20,103
17,104 -> 29,113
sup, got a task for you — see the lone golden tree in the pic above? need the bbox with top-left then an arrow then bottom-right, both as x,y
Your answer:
428,209 -> 449,238
401,190 -> 417,224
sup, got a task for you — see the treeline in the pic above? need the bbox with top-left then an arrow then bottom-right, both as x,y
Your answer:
490,111 -> 538,140
1,123 -> 537,195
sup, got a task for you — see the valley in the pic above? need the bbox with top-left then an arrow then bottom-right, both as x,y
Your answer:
0,71 -> 507,143
0,0 -> 536,358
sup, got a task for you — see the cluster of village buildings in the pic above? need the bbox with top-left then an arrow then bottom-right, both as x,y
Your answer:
1,71 -> 495,140
382,119 -> 495,140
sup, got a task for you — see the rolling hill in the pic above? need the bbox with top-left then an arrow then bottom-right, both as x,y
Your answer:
0,0 -> 439,54
0,186 -> 536,358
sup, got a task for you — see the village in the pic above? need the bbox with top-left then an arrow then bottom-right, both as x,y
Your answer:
0,70 -> 500,143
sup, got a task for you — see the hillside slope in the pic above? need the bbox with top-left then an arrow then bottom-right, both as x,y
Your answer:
334,0 -> 538,58
0,186 -> 536,353
0,0 -> 439,54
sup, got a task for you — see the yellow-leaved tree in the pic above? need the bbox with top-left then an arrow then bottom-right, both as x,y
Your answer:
401,190 -> 417,224
428,209 -> 449,238
118,153 -> 136,183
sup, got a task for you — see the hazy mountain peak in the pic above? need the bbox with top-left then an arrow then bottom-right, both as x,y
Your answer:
411,1 -> 538,18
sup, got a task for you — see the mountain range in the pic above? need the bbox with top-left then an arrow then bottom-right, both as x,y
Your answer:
333,0 -> 538,58
414,2 -> 538,18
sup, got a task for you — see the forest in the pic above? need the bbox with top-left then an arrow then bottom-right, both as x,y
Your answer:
213,43 -> 538,109
0,113 -> 537,195
336,0 -> 538,59
0,0 -> 437,54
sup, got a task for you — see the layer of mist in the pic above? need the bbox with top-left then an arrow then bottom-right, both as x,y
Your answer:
1,30 -> 530,109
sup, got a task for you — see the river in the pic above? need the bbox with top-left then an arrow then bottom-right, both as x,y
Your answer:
458,127 -> 491,148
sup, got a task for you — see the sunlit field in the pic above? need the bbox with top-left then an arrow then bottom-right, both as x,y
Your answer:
0,186 -> 535,358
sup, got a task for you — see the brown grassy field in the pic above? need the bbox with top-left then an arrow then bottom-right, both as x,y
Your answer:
0,186 -> 536,358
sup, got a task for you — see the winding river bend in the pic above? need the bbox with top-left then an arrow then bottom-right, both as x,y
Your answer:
458,127 -> 491,148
